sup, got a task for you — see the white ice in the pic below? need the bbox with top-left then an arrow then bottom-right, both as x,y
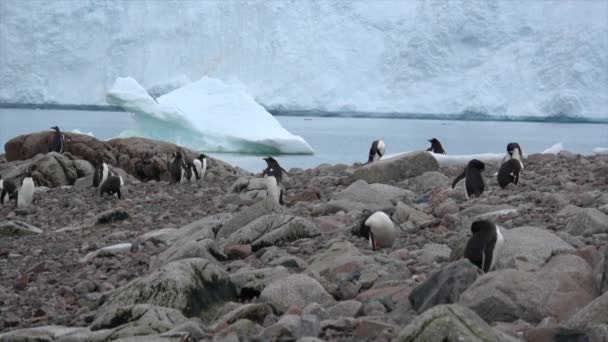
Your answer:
107,76 -> 314,154
593,147 -> 608,155
71,129 -> 94,137
542,143 -> 564,154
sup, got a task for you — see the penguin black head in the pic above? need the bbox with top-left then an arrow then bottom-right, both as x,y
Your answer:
198,153 -> 207,160
429,138 -> 439,144
469,159 -> 485,171
506,143 -> 522,157
50,126 -> 60,132
263,157 -> 277,164
24,169 -> 32,178
471,219 -> 495,234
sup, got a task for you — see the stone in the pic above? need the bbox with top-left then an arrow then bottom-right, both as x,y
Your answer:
0,325 -> 92,341
392,202 -> 435,227
217,198 -> 283,239
353,319 -> 396,340
458,204 -> 517,218
230,266 -> 290,300
325,300 -> 362,318
213,303 -> 277,328
0,220 -> 42,236
161,213 -> 230,245
409,259 -> 481,313
497,226 -> 574,270
352,151 -> 439,183
461,254 -> 598,323
80,243 -> 132,263
395,304 -> 514,342
222,214 -> 320,252
259,274 -> 335,312
557,204 -> 585,217
224,244 -> 252,260
97,258 -> 237,317
327,180 -> 407,212
306,241 -> 373,278
564,291 -> 608,331
297,314 -> 321,338
433,199 -> 460,218
565,208 -> 608,236
410,171 -> 450,193
418,243 -> 452,265
149,239 -> 225,269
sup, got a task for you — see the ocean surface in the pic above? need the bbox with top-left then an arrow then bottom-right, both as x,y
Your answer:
1,108 -> 607,172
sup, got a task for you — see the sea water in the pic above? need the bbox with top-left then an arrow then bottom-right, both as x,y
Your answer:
1,108 -> 607,172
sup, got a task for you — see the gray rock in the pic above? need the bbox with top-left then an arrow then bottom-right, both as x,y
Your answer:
213,303 -> 277,327
393,202 -> 435,227
306,240 -> 373,277
326,300 -> 362,318
217,199 -> 283,239
164,213 -> 231,244
302,303 -> 328,321
497,226 -> 574,270
97,258 -> 237,317
164,320 -> 207,341
0,325 -> 92,341
458,204 -> 517,218
418,243 -> 452,265
557,204 -> 585,217
222,214 -> 320,252
433,199 -> 460,218
565,291 -> 608,331
297,314 -> 321,338
409,259 -> 481,313
557,231 -> 585,248
72,159 -> 95,178
327,180 -> 405,212
259,274 -> 335,312
565,208 -> 608,236
230,266 -> 290,299
90,304 -> 187,339
149,238 -> 225,270
410,171 -> 450,193
0,220 -> 42,236
461,254 -> 598,323
395,304 -> 513,342
353,151 -> 439,183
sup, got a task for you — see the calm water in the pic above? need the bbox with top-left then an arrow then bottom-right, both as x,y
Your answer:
1,108 -> 607,172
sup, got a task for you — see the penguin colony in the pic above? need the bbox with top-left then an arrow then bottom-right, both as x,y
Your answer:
2,127 -> 525,275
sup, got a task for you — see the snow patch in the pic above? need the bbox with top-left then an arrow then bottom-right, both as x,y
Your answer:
107,76 -> 314,154
71,129 -> 94,137
542,143 -> 564,154
593,147 -> 608,155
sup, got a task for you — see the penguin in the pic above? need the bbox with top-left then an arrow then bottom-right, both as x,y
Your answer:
17,169 -> 35,208
451,159 -> 486,199
98,161 -> 113,187
464,220 -> 504,273
187,154 -> 208,181
367,140 -> 385,163
426,138 -> 446,154
355,211 -> 397,250
0,174 -> 18,206
100,175 -> 124,199
49,126 -> 65,154
264,176 -> 284,205
170,151 -> 189,184
497,158 -> 522,189
262,157 -> 289,184
502,142 -> 524,170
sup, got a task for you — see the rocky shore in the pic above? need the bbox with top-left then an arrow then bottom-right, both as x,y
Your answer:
1,132 -> 607,342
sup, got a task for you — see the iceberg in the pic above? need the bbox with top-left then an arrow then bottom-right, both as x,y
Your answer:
542,143 -> 564,154
106,77 -> 314,154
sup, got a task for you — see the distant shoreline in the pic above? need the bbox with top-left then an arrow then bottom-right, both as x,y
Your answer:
1,102 -> 607,125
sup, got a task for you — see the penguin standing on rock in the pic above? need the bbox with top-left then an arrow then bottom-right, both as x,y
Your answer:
451,159 -> 486,199
426,138 -> 446,154
502,142 -> 524,170
49,126 -> 65,153
262,157 -> 287,205
464,220 -> 504,273
100,174 -> 124,199
497,159 -> 522,189
0,174 -> 18,206
367,140 -> 385,164
17,169 -> 35,208
170,151 -> 190,184
187,154 -> 208,182
352,210 -> 409,250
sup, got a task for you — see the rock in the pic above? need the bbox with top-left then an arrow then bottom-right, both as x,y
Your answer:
0,325 -> 92,341
230,266 -> 290,300
97,258 -> 237,317
418,243 -> 452,265
164,320 -> 208,341
306,241 -> 373,279
149,239 -> 225,269
564,291 -> 608,333
298,314 -> 321,339
433,199 -> 460,218
327,180 -> 407,212
259,274 -> 335,312
326,300 -> 362,318
565,208 -> 608,236
222,214 -> 320,252
497,226 -> 574,270
161,213 -> 230,245
260,314 -> 301,340
94,207 -> 130,225
410,171 -> 450,193
395,304 -> 513,342
224,244 -> 252,260
353,319 -> 396,340
214,303 -> 277,327
80,243 -> 132,263
409,259 -> 481,313
353,151 -> 439,183
392,202 -> 435,227
217,199 -> 283,239
458,204 -> 517,218
0,220 -> 43,236
557,204 -> 585,217
460,254 -> 598,323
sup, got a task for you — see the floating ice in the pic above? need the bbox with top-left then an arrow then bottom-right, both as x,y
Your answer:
383,151 -> 504,167
71,129 -> 94,137
107,77 -> 313,154
542,143 -> 564,154
593,147 -> 608,155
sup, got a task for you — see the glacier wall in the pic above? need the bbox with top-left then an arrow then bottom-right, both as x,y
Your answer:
1,0 -> 607,118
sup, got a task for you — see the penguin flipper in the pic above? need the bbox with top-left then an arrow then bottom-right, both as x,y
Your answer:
452,171 -> 466,189
482,238 -> 497,272
426,146 -> 433,152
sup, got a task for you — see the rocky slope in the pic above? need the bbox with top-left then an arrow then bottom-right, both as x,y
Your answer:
0,138 -> 607,342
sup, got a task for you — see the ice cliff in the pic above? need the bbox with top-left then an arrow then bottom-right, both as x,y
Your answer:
1,0 -> 607,118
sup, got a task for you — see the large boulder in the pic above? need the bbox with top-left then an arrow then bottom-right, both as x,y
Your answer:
564,208 -> 608,236
352,151 -> 439,183
497,226 -> 574,270
409,171 -> 450,193
0,220 -> 43,236
409,259 -> 481,313
564,291 -> 608,333
460,254 -> 598,323
230,266 -> 290,300
97,258 -> 237,317
222,214 -> 320,251
149,239 -> 226,270
217,199 -> 283,239
0,152 -> 91,187
326,180 -> 412,213
259,274 -> 335,312
395,304 -> 515,342
0,325 -> 93,341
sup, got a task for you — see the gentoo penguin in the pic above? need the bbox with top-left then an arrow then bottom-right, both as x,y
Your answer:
497,158 -> 522,189
187,154 -> 208,181
426,138 -> 446,154
358,211 -> 397,250
502,142 -> 524,170
464,220 -> 504,272
367,140 -> 385,163
17,169 -> 35,208
100,175 -> 124,199
262,157 -> 289,184
264,176 -> 284,205
451,159 -> 486,199
170,151 -> 189,184
49,126 -> 65,153
0,174 -> 18,206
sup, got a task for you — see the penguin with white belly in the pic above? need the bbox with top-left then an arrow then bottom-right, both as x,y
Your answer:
464,220 -> 504,273
17,169 -> 35,208
187,154 -> 208,182
367,140 -> 385,164
502,142 -> 524,170
352,210 -> 400,250
451,159 -> 486,199
49,126 -> 65,154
